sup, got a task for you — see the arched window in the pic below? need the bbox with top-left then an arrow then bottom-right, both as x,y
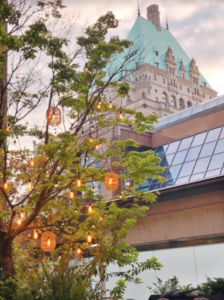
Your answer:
162,93 -> 168,102
163,78 -> 165,84
179,98 -> 184,106
153,75 -> 156,80
187,101 -> 192,108
171,95 -> 176,107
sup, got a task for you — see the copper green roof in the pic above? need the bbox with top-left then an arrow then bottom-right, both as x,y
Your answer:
109,16 -> 212,89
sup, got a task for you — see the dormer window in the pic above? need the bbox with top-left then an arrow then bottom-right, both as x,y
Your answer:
155,62 -> 159,68
182,73 -> 185,78
203,82 -> 207,87
155,51 -> 159,56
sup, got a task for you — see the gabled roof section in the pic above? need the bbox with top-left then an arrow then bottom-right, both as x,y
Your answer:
116,16 -> 213,89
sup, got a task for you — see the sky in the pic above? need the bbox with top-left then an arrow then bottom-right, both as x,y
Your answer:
62,0 -> 224,96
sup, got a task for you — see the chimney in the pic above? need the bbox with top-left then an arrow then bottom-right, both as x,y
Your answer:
147,4 -> 161,31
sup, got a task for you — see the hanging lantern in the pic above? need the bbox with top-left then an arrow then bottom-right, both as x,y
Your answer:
119,111 -> 123,119
46,106 -> 61,127
70,191 -> 74,198
30,159 -> 35,167
3,181 -> 8,190
77,178 -> 82,187
20,210 -> 25,219
96,102 -> 101,110
77,246 -> 82,254
95,144 -> 99,150
89,136 -> 93,143
105,172 -> 119,191
108,101 -> 112,109
41,232 -> 56,252
126,180 -> 131,188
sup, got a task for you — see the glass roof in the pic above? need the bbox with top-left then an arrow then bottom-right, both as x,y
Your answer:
138,125 -> 224,192
153,95 -> 224,130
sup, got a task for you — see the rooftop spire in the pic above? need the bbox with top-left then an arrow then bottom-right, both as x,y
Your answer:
137,0 -> 141,17
166,14 -> 169,30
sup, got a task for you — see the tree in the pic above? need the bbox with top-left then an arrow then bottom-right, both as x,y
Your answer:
0,0 -> 164,296
197,277 -> 224,295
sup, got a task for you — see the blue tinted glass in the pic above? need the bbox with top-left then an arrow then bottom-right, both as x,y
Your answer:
139,179 -> 151,188
190,173 -> 205,181
185,146 -> 201,162
166,164 -> 182,179
155,146 -> 166,157
166,141 -> 181,154
161,180 -> 175,188
148,183 -> 161,191
193,157 -> 211,174
176,176 -> 190,184
138,186 -> 150,192
214,139 -> 224,154
205,127 -> 221,143
199,141 -> 216,158
205,169 -> 221,178
208,153 -> 224,170
172,150 -> 188,165
191,132 -> 207,147
222,168 -> 224,174
179,161 -> 196,177
220,127 -> 224,139
161,154 -> 174,166
178,136 -> 193,151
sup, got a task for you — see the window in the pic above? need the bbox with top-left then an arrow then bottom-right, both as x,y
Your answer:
178,136 -> 193,151
179,98 -> 184,107
203,94 -> 205,99
156,62 -> 159,68
164,114 -> 167,116
148,88 -> 150,94
185,146 -> 202,162
152,112 -> 156,115
194,88 -> 197,94
162,93 -> 168,102
187,101 -> 192,108
155,51 -> 159,56
199,142 -> 216,158
191,132 -> 207,147
193,157 -> 211,174
155,89 -> 157,93
172,68 -> 175,75
187,88 -> 190,93
180,85 -> 182,90
153,75 -> 156,80
205,128 -> 221,143
171,95 -> 176,107
169,67 -> 171,74
166,141 -> 180,154
179,161 -> 196,177
163,78 -> 165,84
182,73 -> 185,78
208,153 -> 224,171
203,82 -> 207,87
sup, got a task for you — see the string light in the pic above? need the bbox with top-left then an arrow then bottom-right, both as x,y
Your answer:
91,124 -> 94,131
91,184 -> 95,192
47,238 -> 51,247
17,217 -> 22,225
109,101 -> 112,109
98,111 -> 102,116
88,203 -> 93,213
30,160 -> 34,167
77,178 -> 82,187
87,233 -> 92,243
97,102 -> 101,110
89,136 -> 93,143
3,181 -> 8,190
77,246 -> 82,254
126,180 -> 131,188
51,111 -> 56,121
95,144 -> 99,150
20,210 -> 25,219
33,230 -> 38,240
27,179 -> 32,190
119,111 -> 123,119
70,191 -> 74,198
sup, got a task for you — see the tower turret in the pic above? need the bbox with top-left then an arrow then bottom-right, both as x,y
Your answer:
147,4 -> 161,31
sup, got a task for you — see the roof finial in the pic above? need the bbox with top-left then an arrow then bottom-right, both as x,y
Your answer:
166,14 -> 169,30
137,0 -> 141,17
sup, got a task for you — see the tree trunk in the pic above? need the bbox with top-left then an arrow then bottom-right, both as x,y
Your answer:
1,237 -> 15,276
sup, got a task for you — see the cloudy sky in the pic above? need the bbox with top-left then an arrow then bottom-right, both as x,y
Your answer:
63,0 -> 224,96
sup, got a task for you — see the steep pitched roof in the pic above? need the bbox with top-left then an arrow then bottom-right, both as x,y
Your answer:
111,16 -> 212,89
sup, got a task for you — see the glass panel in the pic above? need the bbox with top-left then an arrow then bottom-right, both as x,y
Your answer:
161,180 -> 175,188
139,179 -> 151,188
199,141 -> 216,158
208,153 -> 224,170
205,127 -> 221,143
204,99 -> 218,109
138,186 -> 150,192
148,183 -> 161,191
220,127 -> 224,139
176,176 -> 190,184
191,132 -> 207,147
161,154 -> 174,166
221,168 -> 224,174
166,164 -> 182,180
172,150 -> 188,165
179,161 -> 196,177
166,141 -> 181,154
155,145 -> 167,157
190,173 -> 205,181
192,103 -> 205,115
185,146 -> 202,162
193,157 -> 211,174
157,117 -> 170,128
178,136 -> 193,151
168,112 -> 180,123
217,96 -> 224,106
205,169 -> 221,178
214,139 -> 224,154
179,108 -> 192,119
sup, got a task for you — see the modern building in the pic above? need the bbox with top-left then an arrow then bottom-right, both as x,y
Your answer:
105,4 -> 217,118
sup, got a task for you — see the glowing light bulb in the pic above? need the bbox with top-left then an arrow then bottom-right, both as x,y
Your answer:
85,67 -> 88,72
17,217 -> 21,225
77,179 -> 82,187
27,179 -> 32,190
89,137 -> 93,143
47,238 -> 51,246
91,125 -> 94,131
88,204 -> 93,213
87,234 -> 92,243
97,103 -> 101,110
95,144 -> 99,150
5,18 -> 9,23
126,180 -> 131,188
70,191 -> 74,198
34,230 -> 38,240
119,111 -> 123,119
30,160 -> 34,167
51,112 -> 56,121
109,101 -> 112,109
20,211 -> 25,219
3,181 -> 8,190
91,184 -> 95,192
109,178 -> 113,185
77,247 -> 82,254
